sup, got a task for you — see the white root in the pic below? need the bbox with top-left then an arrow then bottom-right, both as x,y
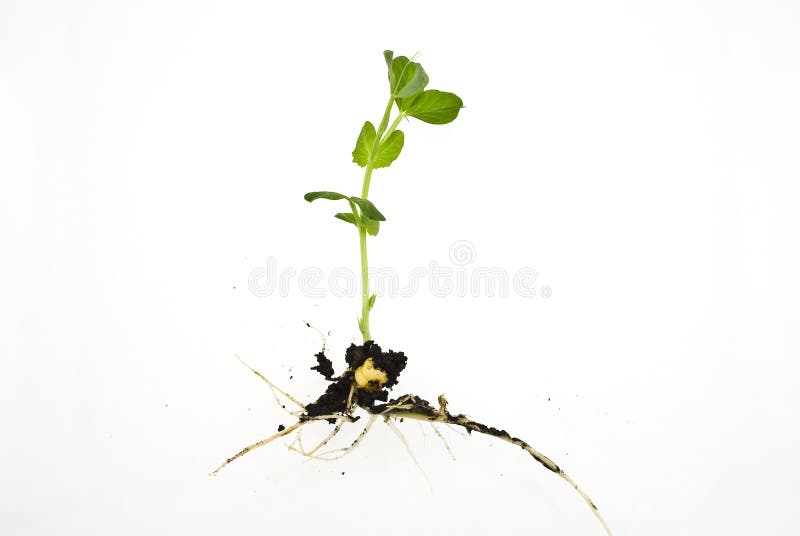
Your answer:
211,421 -> 304,475
315,414 -> 378,461
234,354 -> 305,415
305,419 -> 346,456
501,432 -> 612,536
302,320 -> 327,353
443,423 -> 468,438
216,413 -> 354,472
385,417 -> 432,492
388,409 -> 613,536
430,423 -> 456,460
289,426 -> 306,453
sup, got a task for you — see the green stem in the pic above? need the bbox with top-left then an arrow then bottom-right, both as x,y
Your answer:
374,98 -> 396,150
358,96 -> 396,342
358,226 -> 370,340
382,113 -> 405,142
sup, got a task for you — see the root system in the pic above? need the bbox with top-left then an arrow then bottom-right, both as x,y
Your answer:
213,341 -> 613,536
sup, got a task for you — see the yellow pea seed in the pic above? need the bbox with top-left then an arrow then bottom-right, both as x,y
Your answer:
354,358 -> 388,391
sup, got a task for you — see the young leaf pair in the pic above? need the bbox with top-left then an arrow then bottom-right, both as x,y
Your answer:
384,51 -> 463,125
352,122 -> 403,169
303,191 -> 385,237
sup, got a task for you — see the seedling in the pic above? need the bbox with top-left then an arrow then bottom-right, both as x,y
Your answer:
214,51 -> 613,535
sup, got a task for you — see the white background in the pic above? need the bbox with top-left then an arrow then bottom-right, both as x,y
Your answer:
2,1 -> 799,535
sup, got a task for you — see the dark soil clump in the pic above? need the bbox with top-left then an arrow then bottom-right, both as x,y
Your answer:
302,377 -> 352,420
303,340 -> 407,420
310,351 -> 335,380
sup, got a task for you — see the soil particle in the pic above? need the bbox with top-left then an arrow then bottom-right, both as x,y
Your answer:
311,351 -> 335,380
277,424 -> 285,432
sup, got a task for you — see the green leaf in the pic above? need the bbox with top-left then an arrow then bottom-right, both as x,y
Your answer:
390,56 -> 409,93
384,50 -> 395,86
304,191 -> 349,202
334,212 -> 357,226
368,294 -> 377,310
352,121 -> 377,167
350,197 -> 386,221
390,56 -> 428,98
403,90 -> 463,124
396,64 -> 428,98
372,130 -> 404,168
363,216 -> 380,236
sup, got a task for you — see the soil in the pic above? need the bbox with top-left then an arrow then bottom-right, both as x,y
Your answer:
310,351 -> 335,380
303,341 -> 407,419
